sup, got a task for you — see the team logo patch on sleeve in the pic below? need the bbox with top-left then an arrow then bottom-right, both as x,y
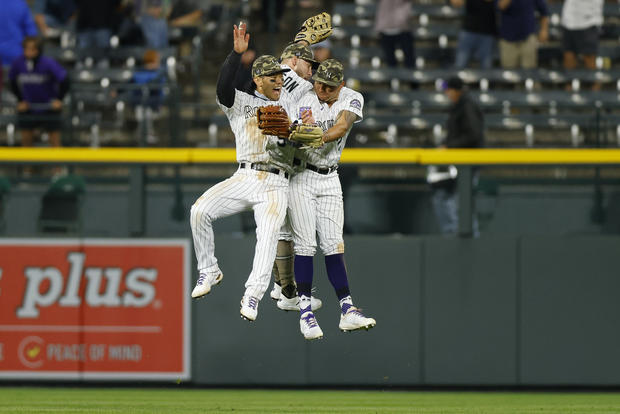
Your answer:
350,99 -> 361,110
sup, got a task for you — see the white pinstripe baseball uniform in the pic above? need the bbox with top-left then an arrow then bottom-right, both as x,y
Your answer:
277,64 -> 312,243
285,87 -> 364,256
190,83 -> 309,300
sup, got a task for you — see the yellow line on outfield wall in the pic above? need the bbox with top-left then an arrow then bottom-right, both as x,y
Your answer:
0,148 -> 236,163
418,148 -> 620,165
1,147 -> 620,165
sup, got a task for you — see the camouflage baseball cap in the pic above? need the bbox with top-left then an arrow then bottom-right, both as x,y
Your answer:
252,55 -> 290,78
280,43 -> 317,63
312,58 -> 344,86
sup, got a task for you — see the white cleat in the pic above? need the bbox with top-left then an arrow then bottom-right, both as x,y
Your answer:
240,295 -> 259,321
339,307 -> 376,332
300,311 -> 323,340
277,295 -> 323,312
270,283 -> 282,300
277,295 -> 298,311
310,296 -> 323,311
191,272 -> 223,299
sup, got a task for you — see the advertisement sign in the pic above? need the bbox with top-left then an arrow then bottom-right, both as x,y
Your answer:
0,239 -> 190,380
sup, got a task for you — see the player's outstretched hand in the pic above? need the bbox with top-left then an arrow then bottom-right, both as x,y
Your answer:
233,22 -> 250,54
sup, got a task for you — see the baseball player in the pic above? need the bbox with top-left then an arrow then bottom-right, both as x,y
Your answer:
261,13 -> 332,313
283,59 -> 377,340
269,42 -> 323,312
189,23 -> 308,322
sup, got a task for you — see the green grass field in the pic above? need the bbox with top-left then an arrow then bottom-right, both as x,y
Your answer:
1,387 -> 620,413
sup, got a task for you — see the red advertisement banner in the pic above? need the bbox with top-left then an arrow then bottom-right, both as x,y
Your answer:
0,239 -> 190,380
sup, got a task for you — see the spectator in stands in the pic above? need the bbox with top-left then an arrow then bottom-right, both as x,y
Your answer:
311,39 -> 332,62
496,0 -> 550,69
561,0 -> 603,74
374,0 -> 415,69
74,0 -> 121,64
32,0 -> 76,38
0,0 -> 38,67
130,49 -> 166,144
9,37 -> 69,149
136,0 -> 202,49
451,0 -> 497,69
168,0 -> 202,28
137,0 -> 172,49
261,0 -> 286,33
429,76 -> 484,236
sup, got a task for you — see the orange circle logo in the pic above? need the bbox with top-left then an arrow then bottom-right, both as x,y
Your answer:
18,336 -> 45,369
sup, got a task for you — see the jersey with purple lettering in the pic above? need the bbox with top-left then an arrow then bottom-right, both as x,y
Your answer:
287,86 -> 363,168
217,83 -> 309,173
191,75 -> 312,301
285,87 -> 364,257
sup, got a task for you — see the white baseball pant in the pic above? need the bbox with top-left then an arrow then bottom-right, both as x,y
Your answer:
190,166 -> 289,299
288,169 -> 345,257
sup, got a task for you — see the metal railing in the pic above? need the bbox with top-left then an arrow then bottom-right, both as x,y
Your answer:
1,147 -> 620,236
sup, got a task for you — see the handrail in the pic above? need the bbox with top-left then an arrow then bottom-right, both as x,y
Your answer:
2,147 -> 620,165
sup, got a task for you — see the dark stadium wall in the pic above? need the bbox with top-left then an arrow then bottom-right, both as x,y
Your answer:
5,184 -> 620,236
3,186 -> 620,385
189,235 -> 620,387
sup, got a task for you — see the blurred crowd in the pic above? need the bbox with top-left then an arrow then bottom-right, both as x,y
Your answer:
374,0 -> 604,73
0,0 -> 213,152
1,0 -> 209,67
0,0 -> 610,157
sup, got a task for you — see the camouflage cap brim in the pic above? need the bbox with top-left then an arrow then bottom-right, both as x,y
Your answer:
280,42 -> 318,63
260,67 -> 291,77
252,54 -> 291,77
311,72 -> 340,86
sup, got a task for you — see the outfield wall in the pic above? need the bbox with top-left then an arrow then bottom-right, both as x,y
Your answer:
191,235 -> 620,387
2,183 -> 620,385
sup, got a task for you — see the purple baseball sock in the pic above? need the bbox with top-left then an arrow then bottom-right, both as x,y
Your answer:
325,253 -> 351,301
294,255 -> 314,298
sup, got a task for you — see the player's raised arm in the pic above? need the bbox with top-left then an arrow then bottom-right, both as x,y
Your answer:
216,23 -> 250,108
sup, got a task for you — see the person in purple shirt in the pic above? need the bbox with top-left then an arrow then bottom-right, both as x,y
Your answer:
496,0 -> 549,69
0,0 -> 38,66
9,37 -> 69,148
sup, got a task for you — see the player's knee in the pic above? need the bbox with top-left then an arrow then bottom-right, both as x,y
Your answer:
190,203 -> 214,226
321,241 -> 345,256
294,245 -> 316,256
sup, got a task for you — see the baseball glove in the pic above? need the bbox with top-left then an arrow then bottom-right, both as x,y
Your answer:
257,105 -> 291,138
294,12 -> 332,45
289,124 -> 324,148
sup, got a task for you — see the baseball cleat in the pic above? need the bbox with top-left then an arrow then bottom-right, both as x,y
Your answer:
310,295 -> 323,311
240,295 -> 259,321
300,311 -> 323,340
277,295 -> 298,311
209,272 -> 224,288
277,295 -> 323,312
270,283 -> 281,300
191,272 -> 223,299
339,307 -> 376,332
191,273 -> 211,298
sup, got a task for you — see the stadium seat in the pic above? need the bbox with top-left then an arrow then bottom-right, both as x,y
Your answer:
0,177 -> 10,233
37,174 -> 86,234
